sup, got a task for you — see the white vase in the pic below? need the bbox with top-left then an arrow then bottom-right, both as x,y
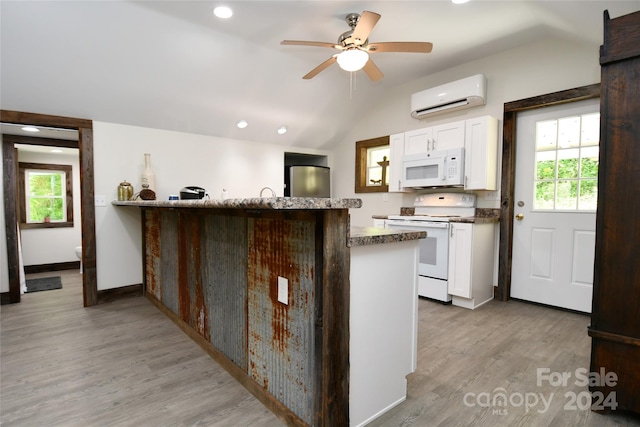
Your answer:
141,153 -> 156,191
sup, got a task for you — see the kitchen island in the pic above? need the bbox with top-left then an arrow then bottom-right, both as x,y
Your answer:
113,198 -> 424,426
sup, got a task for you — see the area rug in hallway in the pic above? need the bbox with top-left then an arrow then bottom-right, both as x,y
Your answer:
26,276 -> 63,293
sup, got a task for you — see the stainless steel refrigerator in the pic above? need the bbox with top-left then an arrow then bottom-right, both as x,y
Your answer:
285,166 -> 330,197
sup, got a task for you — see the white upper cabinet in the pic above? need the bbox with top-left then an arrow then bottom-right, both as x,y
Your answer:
464,116 -> 499,190
404,121 -> 465,155
389,116 -> 498,192
389,132 -> 408,192
404,127 -> 433,155
431,120 -> 466,151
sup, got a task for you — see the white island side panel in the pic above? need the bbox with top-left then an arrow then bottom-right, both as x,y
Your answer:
350,239 -> 419,427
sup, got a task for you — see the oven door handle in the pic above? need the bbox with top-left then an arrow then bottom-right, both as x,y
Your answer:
386,220 -> 450,229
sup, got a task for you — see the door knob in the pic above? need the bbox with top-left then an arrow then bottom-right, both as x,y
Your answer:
516,213 -> 524,221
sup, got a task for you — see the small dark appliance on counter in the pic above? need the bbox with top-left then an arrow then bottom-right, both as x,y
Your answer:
180,186 -> 207,200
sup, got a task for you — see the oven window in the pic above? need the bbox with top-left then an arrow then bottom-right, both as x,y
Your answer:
419,236 -> 438,265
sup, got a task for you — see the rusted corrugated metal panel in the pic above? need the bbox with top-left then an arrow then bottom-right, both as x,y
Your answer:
159,210 -> 179,315
176,212 -> 191,323
247,216 -> 316,425
185,212 -> 209,340
144,209 -> 161,300
203,214 -> 248,369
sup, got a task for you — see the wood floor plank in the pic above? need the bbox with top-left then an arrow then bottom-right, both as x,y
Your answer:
0,270 -> 281,427
2,270 -> 639,426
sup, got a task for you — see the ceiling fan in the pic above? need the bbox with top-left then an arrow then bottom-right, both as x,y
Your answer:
281,11 -> 433,82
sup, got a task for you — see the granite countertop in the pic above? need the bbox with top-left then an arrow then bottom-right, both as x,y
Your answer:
450,208 -> 500,223
371,208 -> 500,224
449,216 -> 500,224
349,226 -> 426,247
113,197 -> 362,210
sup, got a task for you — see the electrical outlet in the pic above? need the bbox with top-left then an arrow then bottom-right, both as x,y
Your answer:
382,193 -> 389,202
94,195 -> 107,207
277,276 -> 288,305
485,191 -> 500,201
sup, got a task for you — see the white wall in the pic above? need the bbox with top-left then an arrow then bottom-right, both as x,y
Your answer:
18,150 -> 82,266
93,121 -> 329,290
331,36 -> 601,227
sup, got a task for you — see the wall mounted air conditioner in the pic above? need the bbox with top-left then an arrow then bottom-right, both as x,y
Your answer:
411,74 -> 487,120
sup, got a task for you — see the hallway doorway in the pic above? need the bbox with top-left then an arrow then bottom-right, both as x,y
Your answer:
1,110 -> 98,306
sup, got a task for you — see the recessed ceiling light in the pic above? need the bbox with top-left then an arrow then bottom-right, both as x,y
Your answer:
50,149 -> 63,153
277,126 -> 287,135
236,120 -> 248,129
213,6 -> 232,19
451,0 -> 470,4
21,126 -> 40,132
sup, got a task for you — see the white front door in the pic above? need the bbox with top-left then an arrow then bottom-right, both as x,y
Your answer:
510,99 -> 599,313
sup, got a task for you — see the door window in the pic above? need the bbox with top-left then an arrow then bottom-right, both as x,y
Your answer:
533,112 -> 599,211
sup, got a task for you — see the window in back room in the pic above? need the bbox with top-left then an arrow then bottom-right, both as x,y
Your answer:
19,162 -> 74,229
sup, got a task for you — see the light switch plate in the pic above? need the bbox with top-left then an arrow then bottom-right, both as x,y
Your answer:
94,195 -> 107,207
277,276 -> 288,305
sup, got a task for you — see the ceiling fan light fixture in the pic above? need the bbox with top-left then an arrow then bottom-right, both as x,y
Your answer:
213,6 -> 233,19
337,49 -> 369,72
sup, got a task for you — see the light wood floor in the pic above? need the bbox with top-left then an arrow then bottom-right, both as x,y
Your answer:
2,270 -> 639,426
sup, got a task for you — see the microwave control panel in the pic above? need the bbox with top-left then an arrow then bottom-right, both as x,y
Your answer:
446,157 -> 459,179
445,150 -> 464,182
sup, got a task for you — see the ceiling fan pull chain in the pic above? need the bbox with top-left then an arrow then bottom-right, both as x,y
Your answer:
350,71 -> 354,100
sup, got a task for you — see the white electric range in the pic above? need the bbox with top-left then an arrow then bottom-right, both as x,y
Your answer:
386,193 -> 476,302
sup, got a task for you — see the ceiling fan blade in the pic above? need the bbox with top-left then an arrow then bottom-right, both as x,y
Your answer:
303,56 -> 337,79
367,41 -> 433,53
362,58 -> 383,82
351,11 -> 381,45
281,40 -> 341,50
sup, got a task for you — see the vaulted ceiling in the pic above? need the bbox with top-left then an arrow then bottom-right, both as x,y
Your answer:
1,1 -> 638,149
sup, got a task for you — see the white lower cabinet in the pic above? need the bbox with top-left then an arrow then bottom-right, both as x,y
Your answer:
447,222 -> 496,309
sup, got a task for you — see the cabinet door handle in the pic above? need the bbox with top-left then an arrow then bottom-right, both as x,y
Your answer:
427,139 -> 431,151
433,139 -> 437,150
451,226 -> 454,238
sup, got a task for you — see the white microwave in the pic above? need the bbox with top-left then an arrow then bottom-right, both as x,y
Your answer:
401,147 -> 465,188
